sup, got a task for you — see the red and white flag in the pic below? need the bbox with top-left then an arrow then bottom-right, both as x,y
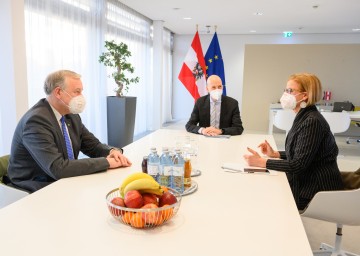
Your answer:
323,91 -> 332,101
178,31 -> 207,100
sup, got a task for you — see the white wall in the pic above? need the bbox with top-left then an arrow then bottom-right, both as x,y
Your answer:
172,33 -> 360,125
243,44 -> 360,132
0,0 -> 28,155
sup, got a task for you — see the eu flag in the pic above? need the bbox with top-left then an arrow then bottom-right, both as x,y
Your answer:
205,32 -> 226,95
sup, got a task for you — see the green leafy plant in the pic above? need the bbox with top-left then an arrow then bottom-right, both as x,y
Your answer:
99,40 -> 140,97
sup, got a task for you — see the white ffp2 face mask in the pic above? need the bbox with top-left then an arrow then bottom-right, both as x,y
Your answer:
280,92 -> 297,110
280,92 -> 305,110
61,90 -> 86,114
210,89 -> 223,101
68,95 -> 86,114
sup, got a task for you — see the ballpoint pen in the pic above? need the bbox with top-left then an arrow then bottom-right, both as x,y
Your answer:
221,166 -> 243,172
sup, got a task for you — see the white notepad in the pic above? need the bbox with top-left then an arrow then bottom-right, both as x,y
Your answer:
221,162 -> 278,175
204,134 -> 231,139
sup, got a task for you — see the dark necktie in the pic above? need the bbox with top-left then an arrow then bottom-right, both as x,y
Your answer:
61,116 -> 74,160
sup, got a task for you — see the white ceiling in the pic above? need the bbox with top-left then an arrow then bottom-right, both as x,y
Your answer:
119,0 -> 360,35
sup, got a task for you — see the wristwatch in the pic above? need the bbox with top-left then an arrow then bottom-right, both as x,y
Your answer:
110,147 -> 123,154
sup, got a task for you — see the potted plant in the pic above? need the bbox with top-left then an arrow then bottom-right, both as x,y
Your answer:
99,40 -> 140,148
99,40 -> 140,97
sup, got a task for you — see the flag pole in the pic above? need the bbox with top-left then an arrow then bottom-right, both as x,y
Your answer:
196,24 -> 198,31
214,25 -> 217,32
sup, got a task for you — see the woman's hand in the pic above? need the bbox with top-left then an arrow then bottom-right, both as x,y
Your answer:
243,147 -> 267,168
258,140 -> 280,158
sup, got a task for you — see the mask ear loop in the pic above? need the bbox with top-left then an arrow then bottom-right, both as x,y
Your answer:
298,92 -> 307,108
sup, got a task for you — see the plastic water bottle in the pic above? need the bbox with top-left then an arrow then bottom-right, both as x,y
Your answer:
147,147 -> 160,182
172,148 -> 184,193
159,147 -> 172,187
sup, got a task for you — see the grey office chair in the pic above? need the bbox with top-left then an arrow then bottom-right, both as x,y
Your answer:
346,112 -> 360,144
301,170 -> 360,256
0,155 -> 29,208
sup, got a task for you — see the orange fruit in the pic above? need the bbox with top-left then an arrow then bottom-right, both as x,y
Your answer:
161,186 -> 169,193
153,213 -> 164,226
130,212 -> 145,228
161,204 -> 174,221
122,211 -> 134,225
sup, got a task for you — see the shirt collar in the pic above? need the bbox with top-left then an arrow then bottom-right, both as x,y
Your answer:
49,103 -> 62,123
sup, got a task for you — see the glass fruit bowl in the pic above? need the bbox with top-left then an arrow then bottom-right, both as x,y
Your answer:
106,187 -> 182,229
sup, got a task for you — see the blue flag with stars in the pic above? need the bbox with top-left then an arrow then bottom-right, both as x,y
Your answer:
205,32 -> 226,95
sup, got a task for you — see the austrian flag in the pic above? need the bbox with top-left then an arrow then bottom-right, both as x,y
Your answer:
178,31 -> 207,100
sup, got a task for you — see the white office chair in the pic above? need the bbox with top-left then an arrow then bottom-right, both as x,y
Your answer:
273,109 -> 296,135
301,188 -> 360,256
320,111 -> 351,134
0,183 -> 29,209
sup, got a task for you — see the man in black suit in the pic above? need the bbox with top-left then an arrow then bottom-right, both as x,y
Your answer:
185,75 -> 244,136
7,70 -> 131,193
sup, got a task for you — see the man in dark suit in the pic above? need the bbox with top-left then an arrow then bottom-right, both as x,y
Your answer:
185,75 -> 244,136
7,70 -> 131,193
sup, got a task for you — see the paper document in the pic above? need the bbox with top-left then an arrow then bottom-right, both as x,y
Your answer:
221,162 -> 245,172
204,134 -> 231,139
221,162 -> 277,175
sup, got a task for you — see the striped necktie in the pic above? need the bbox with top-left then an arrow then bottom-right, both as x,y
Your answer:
61,116 -> 74,160
210,102 -> 216,127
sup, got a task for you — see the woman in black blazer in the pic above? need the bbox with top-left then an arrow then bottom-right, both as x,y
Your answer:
244,73 -> 344,210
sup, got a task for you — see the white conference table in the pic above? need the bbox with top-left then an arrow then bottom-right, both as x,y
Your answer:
0,129 -> 312,256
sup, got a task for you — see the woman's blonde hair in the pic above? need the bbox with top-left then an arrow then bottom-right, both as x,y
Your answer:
288,73 -> 322,107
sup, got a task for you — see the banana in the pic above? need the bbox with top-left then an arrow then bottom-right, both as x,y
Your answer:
120,172 -> 154,197
139,188 -> 164,196
123,178 -> 162,196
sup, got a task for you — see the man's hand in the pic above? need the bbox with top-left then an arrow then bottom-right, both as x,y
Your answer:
107,149 -> 132,168
202,126 -> 222,136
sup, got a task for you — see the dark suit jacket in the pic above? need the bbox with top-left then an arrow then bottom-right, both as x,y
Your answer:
185,95 -> 244,135
266,105 -> 344,210
8,99 -> 112,192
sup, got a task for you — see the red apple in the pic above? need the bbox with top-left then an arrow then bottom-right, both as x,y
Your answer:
141,203 -> 159,224
142,193 -> 158,206
159,192 -> 177,207
124,190 -> 144,208
110,197 -> 125,216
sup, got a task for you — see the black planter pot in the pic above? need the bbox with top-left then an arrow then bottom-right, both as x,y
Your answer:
107,96 -> 136,148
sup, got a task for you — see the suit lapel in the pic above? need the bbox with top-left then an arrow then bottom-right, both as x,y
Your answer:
219,95 -> 226,127
203,95 -> 211,125
43,100 -> 69,157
